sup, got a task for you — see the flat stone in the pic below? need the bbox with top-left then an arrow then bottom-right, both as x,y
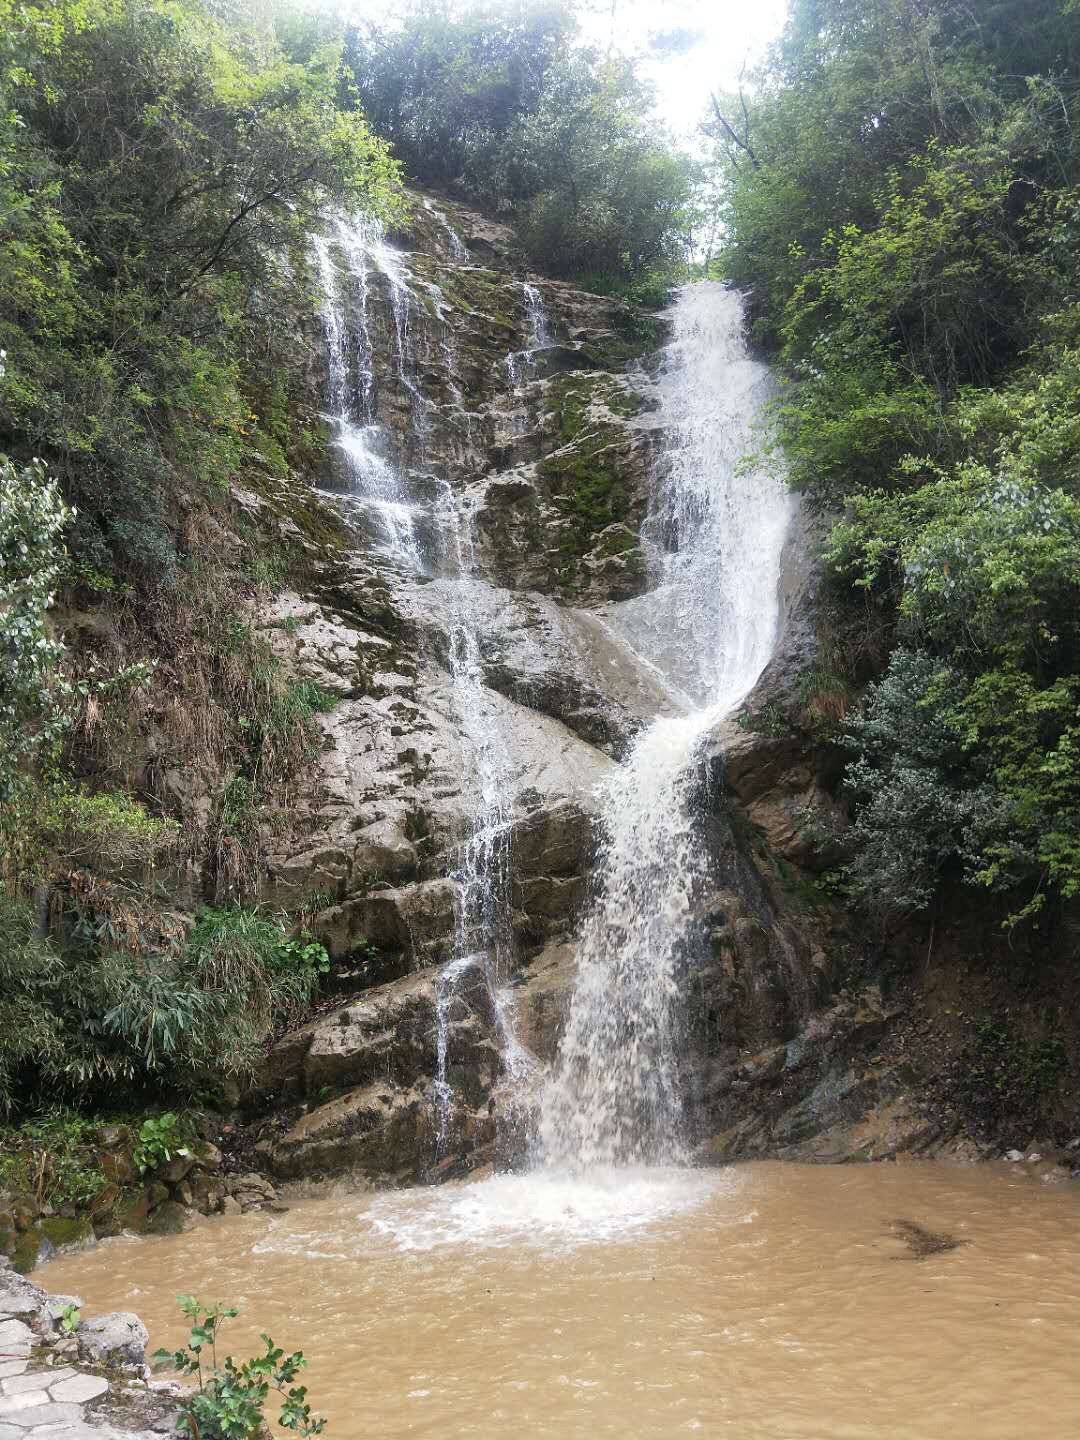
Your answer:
0,1369 -> 27,1383
0,1394 -> 49,1416
0,1424 -> 24,1440
0,1403 -> 83,1429
48,1378 -> 108,1405
0,1322 -> 32,1353
4,1375 -> 74,1397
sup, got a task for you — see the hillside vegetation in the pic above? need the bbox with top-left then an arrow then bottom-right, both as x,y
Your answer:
712,0 -> 1080,926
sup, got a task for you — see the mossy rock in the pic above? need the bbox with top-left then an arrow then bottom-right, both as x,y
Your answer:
8,1216 -> 94,1273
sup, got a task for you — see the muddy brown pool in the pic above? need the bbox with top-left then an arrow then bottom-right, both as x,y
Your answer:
38,1161 -> 1080,1439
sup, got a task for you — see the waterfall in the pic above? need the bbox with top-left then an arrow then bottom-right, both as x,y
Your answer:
315,211 -> 531,1159
539,283 -> 792,1170
506,280 -> 554,390
422,195 -> 469,263
312,220 -> 421,567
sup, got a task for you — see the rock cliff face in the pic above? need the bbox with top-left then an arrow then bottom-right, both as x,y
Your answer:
231,192 -> 944,1184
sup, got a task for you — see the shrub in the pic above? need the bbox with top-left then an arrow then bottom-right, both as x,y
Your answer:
0,456 -> 72,803
154,1297 -> 325,1440
0,1108 -> 108,1209
840,651 -> 1008,921
133,1112 -> 194,1176
184,908 -> 329,1034
0,895 -> 327,1115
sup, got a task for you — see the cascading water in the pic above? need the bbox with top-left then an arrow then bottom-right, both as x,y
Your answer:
422,195 -> 469,263
506,280 -> 554,391
539,282 -> 792,1170
316,211 -> 528,1157
312,219 -> 421,567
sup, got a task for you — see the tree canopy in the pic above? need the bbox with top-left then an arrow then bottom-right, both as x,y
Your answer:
345,1 -> 695,284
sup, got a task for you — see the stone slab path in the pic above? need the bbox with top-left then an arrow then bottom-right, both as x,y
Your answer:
0,1260 -> 178,1440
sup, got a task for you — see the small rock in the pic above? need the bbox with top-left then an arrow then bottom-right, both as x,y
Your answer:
0,1321 -> 32,1359
1027,1152 -> 1043,1164
101,1151 -> 138,1185
1004,1149 -> 1024,1162
0,1390 -> 50,1415
0,1400 -> 83,1428
160,1154 -> 196,1185
195,1143 -> 222,1171
235,1174 -> 275,1196
145,1203 -> 201,1237
219,1197 -> 242,1218
3,1369 -> 76,1395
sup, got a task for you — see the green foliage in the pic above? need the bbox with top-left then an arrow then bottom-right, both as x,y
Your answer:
0,1108 -> 108,1208
58,1302 -> 82,1335
154,1297 -> 325,1440
715,0 -> 1080,921
185,907 -> 329,1034
133,1112 -> 193,1176
346,3 -> 693,284
0,893 -> 326,1115
0,456 -> 73,803
1,0 -> 401,588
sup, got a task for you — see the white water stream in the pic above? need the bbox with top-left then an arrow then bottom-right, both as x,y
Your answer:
316,213 -> 551,1155
312,220 -> 422,569
539,282 -> 792,1171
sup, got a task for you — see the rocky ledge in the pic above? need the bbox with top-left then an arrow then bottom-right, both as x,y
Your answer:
0,1259 -> 177,1440
2,1120 -> 288,1274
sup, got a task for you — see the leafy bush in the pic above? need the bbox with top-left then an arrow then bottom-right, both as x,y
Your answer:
133,1112 -> 194,1176
0,895 -> 327,1115
712,0 -> 1080,921
0,456 -> 73,803
154,1297 -> 325,1440
839,651 -> 1006,920
185,908 -> 329,1035
0,1108 -> 108,1209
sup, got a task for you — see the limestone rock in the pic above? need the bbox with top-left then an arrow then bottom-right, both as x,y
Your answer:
76,1314 -> 149,1369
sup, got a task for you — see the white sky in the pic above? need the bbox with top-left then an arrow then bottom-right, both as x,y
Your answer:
577,0 -> 789,138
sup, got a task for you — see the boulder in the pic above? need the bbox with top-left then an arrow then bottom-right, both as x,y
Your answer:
77,1313 -> 149,1369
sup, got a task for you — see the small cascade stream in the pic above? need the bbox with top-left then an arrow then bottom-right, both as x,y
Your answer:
315,207 -> 549,1158
312,222 -> 421,568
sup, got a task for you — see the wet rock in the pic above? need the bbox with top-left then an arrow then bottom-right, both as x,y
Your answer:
145,1203 -> 203,1236
266,1083 -> 439,1183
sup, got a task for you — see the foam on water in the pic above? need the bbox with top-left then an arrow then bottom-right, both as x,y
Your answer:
360,1167 -> 726,1254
